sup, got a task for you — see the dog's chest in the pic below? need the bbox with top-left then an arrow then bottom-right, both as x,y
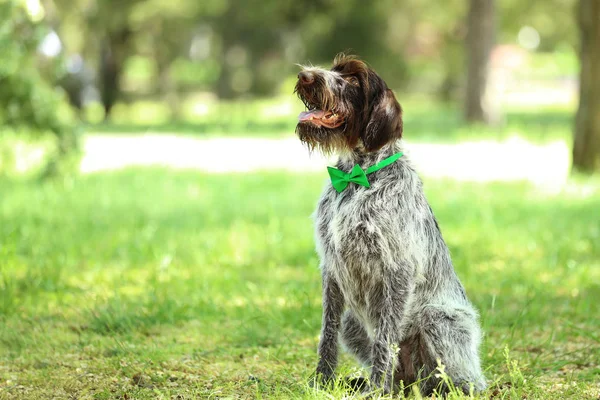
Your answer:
315,188 -> 391,310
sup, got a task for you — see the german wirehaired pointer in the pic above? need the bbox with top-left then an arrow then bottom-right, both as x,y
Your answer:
294,55 -> 486,395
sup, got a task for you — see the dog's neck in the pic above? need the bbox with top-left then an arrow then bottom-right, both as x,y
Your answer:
336,141 -> 402,171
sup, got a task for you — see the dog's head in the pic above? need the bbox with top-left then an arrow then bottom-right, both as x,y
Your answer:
294,54 -> 403,154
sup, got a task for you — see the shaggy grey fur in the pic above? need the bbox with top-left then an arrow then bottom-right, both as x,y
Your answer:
295,56 -> 486,395
314,145 -> 486,395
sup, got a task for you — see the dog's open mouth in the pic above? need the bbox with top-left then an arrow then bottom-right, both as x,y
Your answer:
298,109 -> 344,128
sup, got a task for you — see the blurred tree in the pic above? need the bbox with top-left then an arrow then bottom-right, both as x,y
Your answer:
499,0 -> 577,50
204,0 -> 306,98
0,1 -> 79,177
205,0 -> 414,98
152,20 -> 185,119
43,0 -> 582,107
298,0 -> 409,87
50,0 -> 141,119
99,29 -> 132,119
573,0 -> 600,172
57,55 -> 94,117
398,0 -> 466,101
52,0 -> 212,112
129,0 -> 201,118
464,0 -> 497,124
89,0 -> 142,119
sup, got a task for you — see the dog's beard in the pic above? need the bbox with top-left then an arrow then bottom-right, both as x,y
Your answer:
295,124 -> 350,155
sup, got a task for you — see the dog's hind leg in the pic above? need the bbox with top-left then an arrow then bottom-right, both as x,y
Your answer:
416,306 -> 486,396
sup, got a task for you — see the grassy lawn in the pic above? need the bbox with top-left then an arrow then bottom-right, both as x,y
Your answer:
1,169 -> 599,399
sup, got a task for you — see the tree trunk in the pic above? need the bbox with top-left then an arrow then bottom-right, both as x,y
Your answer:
99,42 -> 119,120
573,0 -> 600,172
464,0 -> 496,124
99,29 -> 130,120
216,51 -> 236,100
154,49 -> 181,121
215,7 -> 240,100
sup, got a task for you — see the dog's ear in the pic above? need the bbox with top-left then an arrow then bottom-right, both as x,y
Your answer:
362,89 -> 403,152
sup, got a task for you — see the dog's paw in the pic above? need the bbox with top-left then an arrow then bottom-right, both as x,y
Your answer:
342,376 -> 369,393
308,371 -> 335,390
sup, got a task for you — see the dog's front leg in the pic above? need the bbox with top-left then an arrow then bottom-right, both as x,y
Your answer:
369,266 -> 414,393
315,270 -> 344,385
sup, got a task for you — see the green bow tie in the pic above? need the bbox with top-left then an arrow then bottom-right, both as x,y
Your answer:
327,152 -> 404,193
327,164 -> 370,192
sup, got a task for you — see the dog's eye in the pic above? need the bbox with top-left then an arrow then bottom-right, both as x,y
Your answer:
343,76 -> 359,86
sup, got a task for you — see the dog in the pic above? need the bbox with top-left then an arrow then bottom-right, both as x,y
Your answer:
294,54 -> 486,395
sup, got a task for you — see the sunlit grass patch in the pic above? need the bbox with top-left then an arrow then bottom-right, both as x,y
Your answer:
0,169 -> 599,398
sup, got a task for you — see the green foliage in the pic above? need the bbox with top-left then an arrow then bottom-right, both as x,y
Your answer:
499,0 -> 578,50
0,169 -> 599,398
49,0 -> 580,102
0,1 -> 79,177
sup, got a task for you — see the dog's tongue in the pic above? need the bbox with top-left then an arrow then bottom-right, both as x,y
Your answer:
299,110 -> 328,122
298,110 -> 344,128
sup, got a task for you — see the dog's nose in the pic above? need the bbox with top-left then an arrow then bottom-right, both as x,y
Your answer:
298,71 -> 315,85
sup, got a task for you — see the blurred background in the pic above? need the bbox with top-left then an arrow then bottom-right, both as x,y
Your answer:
1,0 -> 600,398
1,0 -> 598,177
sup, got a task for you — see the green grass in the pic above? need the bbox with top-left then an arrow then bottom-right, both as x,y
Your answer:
1,169 -> 599,399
